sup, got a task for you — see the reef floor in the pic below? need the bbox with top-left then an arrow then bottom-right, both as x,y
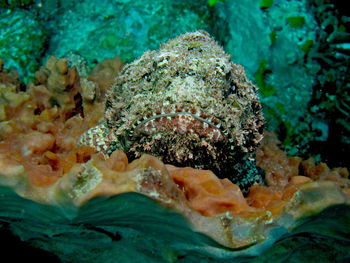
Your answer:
0,56 -> 349,261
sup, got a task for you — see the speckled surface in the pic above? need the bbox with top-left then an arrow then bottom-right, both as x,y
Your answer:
80,31 -> 264,190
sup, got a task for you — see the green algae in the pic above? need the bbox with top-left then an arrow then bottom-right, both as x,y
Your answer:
287,16 -> 306,28
254,60 -> 276,97
260,0 -> 273,9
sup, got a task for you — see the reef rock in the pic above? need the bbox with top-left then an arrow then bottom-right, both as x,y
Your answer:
80,30 -> 264,191
0,9 -> 46,82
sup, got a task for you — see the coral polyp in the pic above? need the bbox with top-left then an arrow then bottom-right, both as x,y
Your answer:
79,31 -> 264,190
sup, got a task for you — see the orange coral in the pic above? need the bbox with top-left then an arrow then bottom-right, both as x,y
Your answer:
301,157 -> 350,195
255,131 -> 350,198
168,165 -> 255,216
31,56 -> 82,120
164,131 -> 349,219
0,57 -> 23,88
87,56 -> 123,97
256,131 -> 302,188
79,56 -> 123,129
0,57 -> 111,188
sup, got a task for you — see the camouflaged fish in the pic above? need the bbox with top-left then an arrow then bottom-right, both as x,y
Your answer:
79,31 -> 264,191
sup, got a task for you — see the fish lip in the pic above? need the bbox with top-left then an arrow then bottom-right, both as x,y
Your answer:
126,103 -> 230,142
134,111 -> 219,132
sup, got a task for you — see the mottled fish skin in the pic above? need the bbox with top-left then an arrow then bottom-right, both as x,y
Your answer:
79,31 -> 264,191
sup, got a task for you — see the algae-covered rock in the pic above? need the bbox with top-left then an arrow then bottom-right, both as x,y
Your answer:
259,0 -> 318,148
0,0 -> 33,9
0,8 -> 46,82
214,0 -> 271,77
46,0 -> 212,65
213,0 -> 320,158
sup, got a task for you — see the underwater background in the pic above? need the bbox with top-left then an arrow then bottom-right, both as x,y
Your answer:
0,0 -> 349,262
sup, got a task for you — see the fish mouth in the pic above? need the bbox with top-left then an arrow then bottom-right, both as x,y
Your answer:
115,103 -> 240,172
128,103 -> 230,143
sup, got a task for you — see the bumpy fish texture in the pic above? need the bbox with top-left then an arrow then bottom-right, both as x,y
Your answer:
79,31 -> 264,191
